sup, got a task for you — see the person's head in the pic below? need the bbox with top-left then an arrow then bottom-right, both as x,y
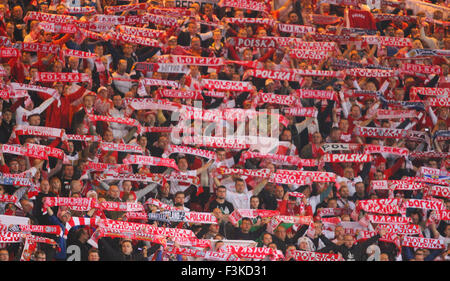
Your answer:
122,181 -> 132,193
122,43 -> 133,57
327,197 -> 338,208
312,132 -> 322,144
250,195 -> 260,209
268,242 -> 277,250
274,225 -> 287,240
214,241 -> 224,251
88,248 -> 100,261
343,234 -> 355,248
414,249 -> 425,261
338,183 -> 349,198
107,185 -> 120,199
187,21 -> 197,35
27,113 -> 41,126
50,177 -> 61,195
58,209 -> 72,223
174,191 -> 185,205
191,36 -> 201,49
262,232 -> 272,246
8,158 -> 19,173
82,94 -> 96,110
216,186 -> 226,200
70,180 -> 82,194
19,199 -> 33,214
216,148 -> 226,161
355,182 -> 365,197
274,185 -> 284,199
12,5 -> 23,19
0,248 -> 8,261
177,157 -> 189,171
76,228 -> 90,243
234,178 -> 246,193
117,59 -> 127,74
280,129 -> 292,142
288,11 -> 299,23
112,93 -> 123,108
33,250 -> 46,261
380,253 -> 390,261
40,179 -> 50,194
240,217 -> 252,233
121,240 -> 133,255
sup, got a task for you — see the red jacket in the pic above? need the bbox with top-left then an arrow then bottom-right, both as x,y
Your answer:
38,87 -> 87,130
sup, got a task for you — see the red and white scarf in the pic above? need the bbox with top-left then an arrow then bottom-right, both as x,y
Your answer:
123,155 -> 179,170
402,236 -> 445,249
286,249 -> 343,261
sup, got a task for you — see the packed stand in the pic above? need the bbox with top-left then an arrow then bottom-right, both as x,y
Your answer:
0,0 -> 448,262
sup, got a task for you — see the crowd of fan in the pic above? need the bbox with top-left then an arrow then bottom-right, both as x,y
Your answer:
0,0 -> 448,262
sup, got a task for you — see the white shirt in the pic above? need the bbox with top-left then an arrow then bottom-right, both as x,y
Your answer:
170,170 -> 197,203
226,190 -> 253,210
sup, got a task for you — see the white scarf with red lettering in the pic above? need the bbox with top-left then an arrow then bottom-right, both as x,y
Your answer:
108,31 -> 161,48
356,199 -> 402,214
376,109 -> 418,119
99,142 -> 144,154
220,0 -> 269,12
123,154 -> 179,170
355,126 -> 407,139
363,144 -> 409,156
286,249 -> 343,261
322,153 -> 373,162
402,236 -> 445,249
410,87 -> 448,96
289,49 -> 330,60
284,107 -> 318,117
24,11 -> 76,23
164,144 -> 216,160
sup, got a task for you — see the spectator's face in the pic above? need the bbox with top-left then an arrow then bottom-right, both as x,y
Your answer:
235,181 -> 245,193
262,234 -> 272,245
188,23 -> 197,34
0,250 -> 9,261
281,130 -> 292,141
88,252 -> 100,261
108,186 -> 120,199
104,130 -> 114,142
216,150 -> 226,161
339,119 -> 349,132
241,220 -> 252,232
121,241 -> 133,255
175,193 -> 185,204
69,57 -> 79,69
123,181 -> 132,192
380,253 -> 389,261
83,95 -> 95,109
339,186 -> 349,198
250,197 -> 259,209
216,188 -> 226,199
312,133 -> 322,144
355,183 -> 365,196
343,235 -> 354,248
275,226 -> 286,240
414,250 -> 425,261
112,95 -> 122,107
344,168 -> 354,179
28,115 -> 40,126
12,6 -> 22,18
274,186 -> 284,199
289,13 -> 298,23
9,160 -> 19,172
328,199 -> 337,208
178,158 -> 188,171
